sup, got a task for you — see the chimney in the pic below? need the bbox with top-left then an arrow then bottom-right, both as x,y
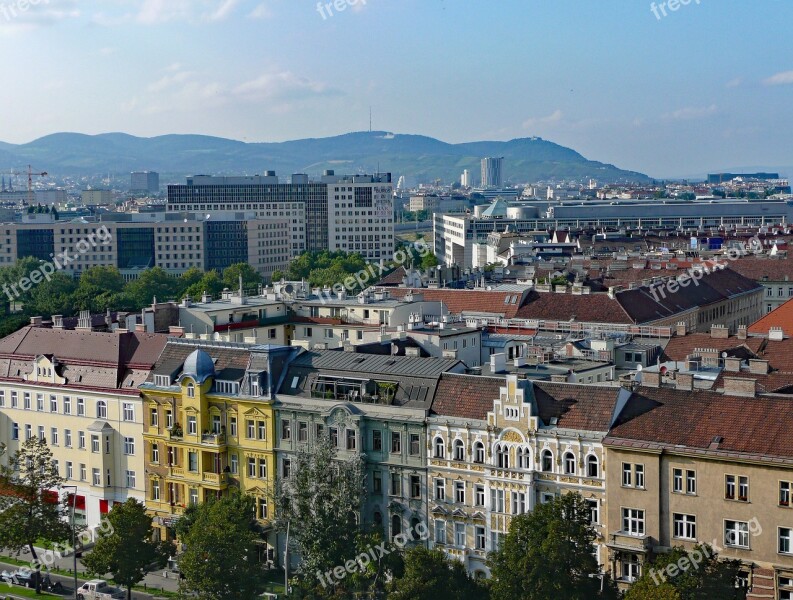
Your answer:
723,377 -> 757,398
29,316 -> 43,328
76,310 -> 92,331
770,327 -> 785,341
551,374 -> 568,383
169,326 -> 185,336
675,321 -> 687,337
676,372 -> 694,391
724,357 -> 742,372
405,347 -> 421,357
105,309 -> 113,328
737,325 -> 747,340
748,359 -> 769,375
641,371 -> 661,388
490,352 -> 506,373
135,323 -> 146,333
708,435 -> 724,450
710,324 -> 729,339
52,315 -> 64,330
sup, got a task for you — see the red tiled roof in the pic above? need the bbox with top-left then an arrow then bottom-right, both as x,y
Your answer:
607,387 -> 793,460
532,382 -> 621,431
375,266 -> 407,286
748,298 -> 793,336
662,334 -> 765,362
431,373 -> 504,420
515,291 -> 633,324
727,257 -> 793,282
386,288 -> 528,319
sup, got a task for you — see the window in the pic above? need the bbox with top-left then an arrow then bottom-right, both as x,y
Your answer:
434,437 -> 445,459
373,471 -> 382,494
636,464 -> 645,488
49,395 -> 56,412
188,452 -> 198,472
64,395 -> 71,413
622,463 -> 632,487
124,437 -> 135,455
673,468 -> 683,493
330,427 -> 339,447
248,457 -> 256,477
434,520 -> 446,544
150,407 -> 158,427
454,522 -> 466,547
257,421 -> 266,440
512,491 -> 527,515
496,444 -> 509,469
92,468 -> 101,486
409,434 -> 420,456
453,439 -> 465,461
10,391 -> 17,408
739,476 -> 749,500
491,489 -> 505,513
622,508 -> 645,536
564,452 -> 576,475
36,394 -> 44,411
126,470 -> 136,488
674,514 -> 697,540
247,420 -> 255,439
346,429 -> 356,451
455,481 -> 465,504
725,520 -> 750,548
282,458 -> 291,478
372,430 -> 382,452
78,431 -> 85,449
281,420 -> 291,441
542,449 -> 553,472
50,427 -> 58,445
298,421 -> 308,442
66,462 -> 73,479
390,473 -> 401,496
122,403 -> 134,422
80,464 -> 86,481
0,391 -> 4,407
410,475 -> 421,499
64,429 -> 71,447
257,497 -> 268,520
187,416 -> 197,435
686,470 -> 696,495
258,459 -> 267,479
726,475 -> 749,500
475,484 -> 485,507
391,432 -> 401,454
166,410 -> 173,429
781,481 -> 791,506
315,423 -> 324,439
434,478 -> 445,501
23,392 -> 30,409
474,442 -> 485,463
230,416 -> 237,437
475,526 -> 486,550
230,454 -> 238,474
587,499 -> 600,525
11,423 -> 18,440
91,435 -> 100,453
186,383 -> 195,398
621,554 -> 641,583
780,528 -> 793,555
77,397 -> 85,416
151,444 -> 159,463
587,455 -> 599,477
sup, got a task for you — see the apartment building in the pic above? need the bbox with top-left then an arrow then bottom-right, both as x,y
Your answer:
427,374 -> 615,576
274,350 -> 466,561
0,324 -> 168,527
604,379 -> 793,599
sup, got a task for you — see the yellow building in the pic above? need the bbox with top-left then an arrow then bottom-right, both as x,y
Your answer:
141,338 -> 298,561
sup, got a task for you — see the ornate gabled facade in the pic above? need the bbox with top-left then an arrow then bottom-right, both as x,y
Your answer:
140,338 -> 298,562
428,373 -> 617,576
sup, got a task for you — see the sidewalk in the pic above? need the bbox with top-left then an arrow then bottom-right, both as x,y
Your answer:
0,546 -> 181,598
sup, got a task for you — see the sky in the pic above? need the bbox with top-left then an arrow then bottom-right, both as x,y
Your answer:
1,0 -> 792,178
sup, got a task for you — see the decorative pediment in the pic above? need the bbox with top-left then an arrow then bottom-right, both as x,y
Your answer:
243,407 -> 269,418
500,429 -> 525,444
25,355 -> 66,385
430,505 -> 448,516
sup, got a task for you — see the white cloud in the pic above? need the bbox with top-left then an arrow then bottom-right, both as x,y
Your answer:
664,104 -> 718,120
232,71 -> 341,102
521,109 -> 563,129
763,70 -> 793,86
725,77 -> 742,88
99,47 -> 117,56
0,0 -> 79,34
248,2 -> 272,19
133,0 -> 239,24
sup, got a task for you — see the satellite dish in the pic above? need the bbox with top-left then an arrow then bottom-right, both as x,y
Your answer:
636,364 -> 642,372
284,284 -> 294,295
486,286 -> 492,291
721,352 -> 728,358
660,365 -> 668,375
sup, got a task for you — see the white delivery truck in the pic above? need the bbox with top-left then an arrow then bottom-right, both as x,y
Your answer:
76,579 -> 126,600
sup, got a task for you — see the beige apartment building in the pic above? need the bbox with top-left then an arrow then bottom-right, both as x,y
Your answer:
0,322 -> 168,527
604,379 -> 793,599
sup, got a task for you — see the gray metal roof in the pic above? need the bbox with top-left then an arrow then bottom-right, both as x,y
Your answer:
290,350 -> 462,377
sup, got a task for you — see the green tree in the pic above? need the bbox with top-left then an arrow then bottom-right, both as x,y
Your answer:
82,499 -> 174,600
488,492 -> 617,600
27,271 -> 78,316
0,438 -> 72,591
388,546 -> 489,600
222,262 -> 261,290
184,270 -> 224,301
624,544 -> 744,600
420,252 -> 439,270
274,434 -> 366,584
78,266 -> 126,294
125,267 -> 179,307
178,493 -> 265,600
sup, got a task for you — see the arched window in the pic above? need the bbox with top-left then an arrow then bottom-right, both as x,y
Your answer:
434,437 -> 445,459
587,455 -> 599,478
518,447 -> 531,469
564,452 -> 576,475
542,449 -> 554,472
496,444 -> 510,469
96,400 -> 107,419
391,515 -> 402,540
473,441 -> 485,463
373,511 -> 383,526
453,439 -> 465,461
186,383 -> 195,398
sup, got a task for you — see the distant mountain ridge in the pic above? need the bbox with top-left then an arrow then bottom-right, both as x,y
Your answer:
0,131 -> 650,184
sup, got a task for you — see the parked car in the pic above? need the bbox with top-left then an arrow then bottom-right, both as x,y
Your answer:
76,579 -> 126,600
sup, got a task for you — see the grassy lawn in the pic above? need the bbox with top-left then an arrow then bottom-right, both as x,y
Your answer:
0,584 -> 61,598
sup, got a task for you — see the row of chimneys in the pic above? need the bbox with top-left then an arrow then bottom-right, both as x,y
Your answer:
641,369 -> 758,398
675,322 -> 748,340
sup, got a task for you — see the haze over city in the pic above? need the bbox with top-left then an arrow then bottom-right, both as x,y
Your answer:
2,0 -> 792,177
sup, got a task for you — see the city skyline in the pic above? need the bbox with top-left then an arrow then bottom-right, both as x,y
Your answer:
1,1 -> 792,177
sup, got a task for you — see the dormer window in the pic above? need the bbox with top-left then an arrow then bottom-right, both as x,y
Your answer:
154,375 -> 171,387
215,381 -> 239,395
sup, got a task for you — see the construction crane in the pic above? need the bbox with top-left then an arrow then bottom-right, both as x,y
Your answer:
1,166 -> 48,205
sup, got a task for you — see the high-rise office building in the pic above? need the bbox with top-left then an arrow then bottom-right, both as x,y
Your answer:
461,169 -> 471,187
130,171 -> 160,193
480,157 -> 504,188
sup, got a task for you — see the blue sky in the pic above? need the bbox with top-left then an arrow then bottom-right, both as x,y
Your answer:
1,0 -> 792,177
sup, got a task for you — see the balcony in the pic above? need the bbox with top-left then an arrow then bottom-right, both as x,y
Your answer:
169,466 -> 185,478
607,531 -> 653,554
202,472 -> 228,486
201,432 -> 226,446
